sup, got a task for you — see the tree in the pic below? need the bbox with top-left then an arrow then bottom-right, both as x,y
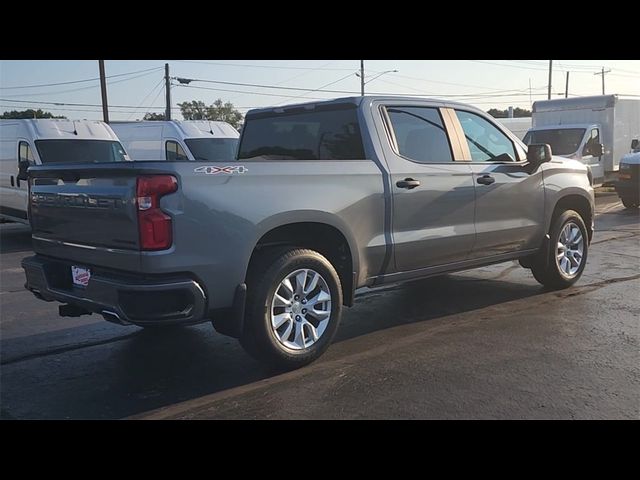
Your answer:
487,107 -> 532,118
178,99 -> 243,129
0,109 -> 66,119
143,112 -> 166,121
178,100 -> 209,120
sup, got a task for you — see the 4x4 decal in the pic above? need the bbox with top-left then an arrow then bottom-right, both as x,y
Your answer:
194,165 -> 249,175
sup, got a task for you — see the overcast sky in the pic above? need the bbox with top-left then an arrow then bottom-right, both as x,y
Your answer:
1,60 -> 638,120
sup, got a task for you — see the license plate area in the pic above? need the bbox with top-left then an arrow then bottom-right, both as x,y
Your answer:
71,266 -> 91,288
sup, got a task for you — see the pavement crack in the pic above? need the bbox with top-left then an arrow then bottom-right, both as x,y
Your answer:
553,274 -> 640,299
0,332 -> 139,366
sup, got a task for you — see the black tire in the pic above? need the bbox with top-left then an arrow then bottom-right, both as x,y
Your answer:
531,209 -> 588,290
240,248 -> 343,370
620,196 -> 639,209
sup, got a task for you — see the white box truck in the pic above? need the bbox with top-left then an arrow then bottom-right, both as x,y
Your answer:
110,120 -> 239,162
495,117 -> 532,140
0,119 -> 129,224
523,95 -> 640,185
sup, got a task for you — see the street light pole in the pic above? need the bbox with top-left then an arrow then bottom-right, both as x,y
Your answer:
165,63 -> 172,121
98,60 -> 109,123
594,67 -> 611,95
548,60 -> 553,100
360,60 -> 365,96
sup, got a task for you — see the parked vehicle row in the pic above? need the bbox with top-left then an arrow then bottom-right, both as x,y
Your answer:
0,119 -> 240,222
21,96 -> 595,369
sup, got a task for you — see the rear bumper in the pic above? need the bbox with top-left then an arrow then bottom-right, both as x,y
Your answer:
22,255 -> 207,326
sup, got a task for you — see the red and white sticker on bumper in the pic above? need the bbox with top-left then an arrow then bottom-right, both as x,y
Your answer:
71,266 -> 91,287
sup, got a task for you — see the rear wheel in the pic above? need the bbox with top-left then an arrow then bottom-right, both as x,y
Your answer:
531,210 -> 588,290
241,248 -> 343,370
620,196 -> 639,209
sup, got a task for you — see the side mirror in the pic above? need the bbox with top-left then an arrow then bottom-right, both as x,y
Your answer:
590,142 -> 604,157
17,160 -> 30,181
526,143 -> 552,170
632,139 -> 639,150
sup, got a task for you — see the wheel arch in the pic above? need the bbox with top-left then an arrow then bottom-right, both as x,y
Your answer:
548,193 -> 594,244
246,212 -> 360,307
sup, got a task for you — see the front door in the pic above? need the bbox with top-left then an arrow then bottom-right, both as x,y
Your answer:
452,109 -> 545,258
381,104 -> 476,272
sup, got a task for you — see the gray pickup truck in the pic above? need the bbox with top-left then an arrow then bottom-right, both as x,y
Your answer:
22,96 -> 595,368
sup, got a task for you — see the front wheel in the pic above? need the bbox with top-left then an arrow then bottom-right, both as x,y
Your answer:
531,210 -> 588,290
241,248 -> 343,370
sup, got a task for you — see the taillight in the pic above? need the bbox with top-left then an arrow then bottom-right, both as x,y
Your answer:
136,175 -> 178,250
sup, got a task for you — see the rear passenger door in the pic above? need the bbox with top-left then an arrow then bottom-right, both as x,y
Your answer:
379,103 -> 476,272
451,109 -> 545,258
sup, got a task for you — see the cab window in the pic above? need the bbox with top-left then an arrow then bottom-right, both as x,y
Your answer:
166,140 -> 188,161
583,128 -> 600,156
455,110 -> 517,162
19,141 -> 35,165
385,106 -> 453,164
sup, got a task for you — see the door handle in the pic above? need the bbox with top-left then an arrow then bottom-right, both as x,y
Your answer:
476,175 -> 495,185
396,178 -> 421,190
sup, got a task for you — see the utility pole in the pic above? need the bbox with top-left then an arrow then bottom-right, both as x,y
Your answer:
165,63 -> 172,120
98,60 -> 109,123
594,67 -> 611,95
360,60 -> 365,96
547,60 -> 553,100
529,78 -> 532,108
565,71 -> 570,98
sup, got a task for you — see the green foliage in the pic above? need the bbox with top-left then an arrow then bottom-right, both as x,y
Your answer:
143,112 -> 166,121
487,107 -> 532,118
178,99 -> 243,129
0,109 -> 66,119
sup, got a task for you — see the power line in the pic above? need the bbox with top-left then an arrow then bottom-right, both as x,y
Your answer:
172,60 -> 359,71
0,69 -> 164,98
472,60 -> 640,78
0,99 -> 259,111
0,66 -> 163,90
275,72 -> 357,105
127,77 -> 164,120
175,84 -> 332,100
384,72 -> 544,93
174,76 -> 557,98
509,60 -> 640,75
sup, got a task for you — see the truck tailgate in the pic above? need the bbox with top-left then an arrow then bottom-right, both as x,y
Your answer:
28,163 -> 174,271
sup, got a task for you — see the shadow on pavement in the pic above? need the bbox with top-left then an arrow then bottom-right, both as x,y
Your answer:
1,268 -> 545,419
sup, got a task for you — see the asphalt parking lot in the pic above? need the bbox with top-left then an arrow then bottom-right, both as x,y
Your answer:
1,193 -> 638,420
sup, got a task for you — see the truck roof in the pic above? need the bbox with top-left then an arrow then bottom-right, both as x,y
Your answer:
0,119 -> 119,141
110,120 -> 239,139
245,96 -> 489,118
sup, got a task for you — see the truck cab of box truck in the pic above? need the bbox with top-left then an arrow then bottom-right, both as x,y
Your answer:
0,119 -> 129,224
110,120 -> 240,162
524,122 -> 604,179
523,95 -> 640,186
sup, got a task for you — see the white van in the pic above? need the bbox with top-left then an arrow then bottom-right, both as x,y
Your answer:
0,119 -> 129,224
110,120 -> 240,162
